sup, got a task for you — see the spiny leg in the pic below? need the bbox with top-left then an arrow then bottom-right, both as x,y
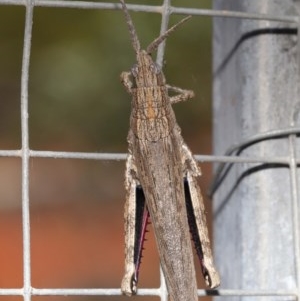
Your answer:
182,144 -> 220,289
133,186 -> 150,282
121,154 -> 150,295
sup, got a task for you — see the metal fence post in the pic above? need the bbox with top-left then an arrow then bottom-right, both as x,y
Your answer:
212,0 -> 300,300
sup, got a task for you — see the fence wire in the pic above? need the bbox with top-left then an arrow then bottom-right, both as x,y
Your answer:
0,0 -> 299,300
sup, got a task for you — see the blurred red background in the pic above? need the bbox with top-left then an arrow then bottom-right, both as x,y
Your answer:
0,130 -> 213,301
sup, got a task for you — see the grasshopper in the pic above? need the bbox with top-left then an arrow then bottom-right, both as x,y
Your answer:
120,1 -> 220,300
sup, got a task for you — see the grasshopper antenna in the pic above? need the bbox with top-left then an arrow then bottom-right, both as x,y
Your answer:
146,15 -> 192,55
120,0 -> 141,54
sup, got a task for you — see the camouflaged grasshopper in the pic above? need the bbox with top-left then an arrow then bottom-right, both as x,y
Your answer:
120,1 -> 220,300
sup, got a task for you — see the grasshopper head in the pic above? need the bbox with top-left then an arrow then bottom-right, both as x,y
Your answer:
120,0 -> 191,85
131,50 -> 165,87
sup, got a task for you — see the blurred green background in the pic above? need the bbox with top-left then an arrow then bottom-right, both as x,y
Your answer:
0,0 -> 212,151
0,0 -> 212,300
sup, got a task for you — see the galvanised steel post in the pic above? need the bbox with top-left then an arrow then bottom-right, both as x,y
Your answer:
213,1 -> 300,300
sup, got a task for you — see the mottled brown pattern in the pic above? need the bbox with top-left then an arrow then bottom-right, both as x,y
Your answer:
119,1 -> 220,300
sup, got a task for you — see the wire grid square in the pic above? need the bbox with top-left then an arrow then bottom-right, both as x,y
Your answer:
0,0 -> 299,300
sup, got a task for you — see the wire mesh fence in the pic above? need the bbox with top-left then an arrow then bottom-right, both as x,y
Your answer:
0,0 -> 299,300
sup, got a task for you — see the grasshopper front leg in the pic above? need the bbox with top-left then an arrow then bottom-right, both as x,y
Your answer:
121,71 -> 133,94
181,142 -> 221,289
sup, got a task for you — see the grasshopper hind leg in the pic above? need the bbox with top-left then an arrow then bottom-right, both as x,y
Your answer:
184,174 -> 221,289
133,185 -> 150,283
184,178 -> 210,283
121,167 -> 150,296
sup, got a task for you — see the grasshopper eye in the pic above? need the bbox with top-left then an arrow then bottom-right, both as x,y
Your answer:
131,64 -> 139,77
150,63 -> 160,74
